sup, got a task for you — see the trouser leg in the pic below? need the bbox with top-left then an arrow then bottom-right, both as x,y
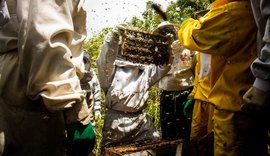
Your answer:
190,100 -> 214,140
160,88 -> 192,140
185,100 -> 214,156
214,109 -> 268,156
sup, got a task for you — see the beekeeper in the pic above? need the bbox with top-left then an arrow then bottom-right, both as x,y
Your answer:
80,51 -> 102,126
155,23 -> 195,140
243,0 -> 270,154
96,25 -> 176,154
178,0 -> 261,155
0,0 -> 95,156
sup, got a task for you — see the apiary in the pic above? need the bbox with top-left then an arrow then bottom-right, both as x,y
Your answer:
119,27 -> 171,65
104,139 -> 184,156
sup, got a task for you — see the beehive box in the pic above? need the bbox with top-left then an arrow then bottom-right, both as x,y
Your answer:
119,27 -> 170,65
105,139 -> 184,156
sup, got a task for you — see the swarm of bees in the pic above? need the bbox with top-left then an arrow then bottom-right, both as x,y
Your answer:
119,27 -> 170,65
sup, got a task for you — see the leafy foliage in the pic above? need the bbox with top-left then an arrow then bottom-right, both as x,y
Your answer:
166,0 -> 211,24
83,28 -> 111,70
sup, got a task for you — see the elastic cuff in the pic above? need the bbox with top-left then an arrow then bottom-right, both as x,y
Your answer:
253,78 -> 270,91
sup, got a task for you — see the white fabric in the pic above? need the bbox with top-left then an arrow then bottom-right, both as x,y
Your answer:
0,0 -> 89,155
250,0 -> 270,91
81,70 -> 101,125
158,47 -> 195,91
97,31 -> 172,112
97,30 -> 172,149
101,109 -> 160,148
199,53 -> 211,79
0,0 -> 87,112
0,0 -> 9,26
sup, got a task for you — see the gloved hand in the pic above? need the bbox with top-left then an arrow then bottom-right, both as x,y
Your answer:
242,86 -> 270,115
66,122 -> 96,156
112,23 -> 127,37
166,40 -> 182,66
116,24 -> 126,31
94,110 -> 102,121
171,40 -> 183,54
183,98 -> 195,119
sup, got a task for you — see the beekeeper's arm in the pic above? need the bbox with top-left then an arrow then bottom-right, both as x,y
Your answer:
96,29 -> 119,93
148,41 -> 175,86
242,0 -> 270,114
17,0 -> 87,113
17,1 -> 95,154
92,72 -> 102,120
178,3 -> 254,57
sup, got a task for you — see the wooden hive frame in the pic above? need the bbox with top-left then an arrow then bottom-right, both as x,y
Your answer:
119,27 -> 170,65
105,139 -> 184,156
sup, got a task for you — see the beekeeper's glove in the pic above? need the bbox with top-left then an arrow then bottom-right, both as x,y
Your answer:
66,122 -> 96,156
242,86 -> 270,116
183,98 -> 195,119
112,24 -> 127,37
171,40 -> 183,54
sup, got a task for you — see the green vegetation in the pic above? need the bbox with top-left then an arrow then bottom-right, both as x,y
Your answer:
83,0 -> 211,155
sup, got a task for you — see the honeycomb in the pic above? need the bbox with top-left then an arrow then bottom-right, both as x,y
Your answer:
119,27 -> 170,65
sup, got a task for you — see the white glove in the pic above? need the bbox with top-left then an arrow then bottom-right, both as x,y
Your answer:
171,40 -> 183,54
112,24 -> 127,37
116,24 -> 126,31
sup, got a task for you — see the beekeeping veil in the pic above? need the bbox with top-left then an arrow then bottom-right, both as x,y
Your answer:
153,22 -> 180,40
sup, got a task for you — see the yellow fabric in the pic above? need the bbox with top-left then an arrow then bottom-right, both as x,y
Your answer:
211,0 -> 248,8
187,54 -> 199,99
191,100 -> 214,140
189,53 -> 212,102
213,109 -> 268,155
178,1 -> 257,111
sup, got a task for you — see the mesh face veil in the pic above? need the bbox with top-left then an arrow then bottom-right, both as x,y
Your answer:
153,23 -> 180,40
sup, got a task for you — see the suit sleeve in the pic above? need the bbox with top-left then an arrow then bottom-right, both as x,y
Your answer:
96,31 -> 119,93
17,0 -> 87,111
251,0 -> 270,91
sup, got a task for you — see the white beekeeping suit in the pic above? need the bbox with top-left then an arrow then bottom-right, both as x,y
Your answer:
0,0 -> 9,26
80,52 -> 102,126
0,0 -> 91,155
96,27 -> 174,153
